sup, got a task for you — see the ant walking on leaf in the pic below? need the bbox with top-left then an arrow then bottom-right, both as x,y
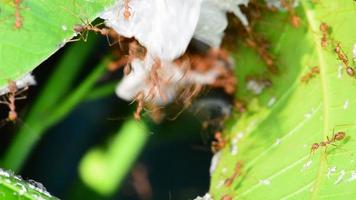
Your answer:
333,42 -> 355,77
224,161 -> 243,187
60,3 -> 117,45
300,66 -> 319,83
13,0 -> 23,29
310,128 -> 347,157
280,0 -> 301,28
319,22 -> 329,48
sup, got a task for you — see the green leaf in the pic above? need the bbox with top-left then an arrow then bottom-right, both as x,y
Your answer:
210,0 -> 356,199
0,0 -> 114,88
79,119 -> 149,196
0,168 -> 59,200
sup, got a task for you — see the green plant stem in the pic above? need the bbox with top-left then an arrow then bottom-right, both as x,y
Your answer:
84,81 -> 117,102
79,119 -> 149,196
1,57 -> 109,172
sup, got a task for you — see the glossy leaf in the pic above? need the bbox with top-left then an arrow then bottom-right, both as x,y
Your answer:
210,1 -> 356,199
0,168 -> 59,200
0,0 -> 114,89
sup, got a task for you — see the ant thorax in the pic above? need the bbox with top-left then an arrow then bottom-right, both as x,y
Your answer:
0,73 -> 36,124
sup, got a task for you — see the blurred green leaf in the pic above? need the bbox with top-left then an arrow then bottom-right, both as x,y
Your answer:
79,119 -> 149,196
0,0 -> 114,88
1,56 -> 109,172
211,0 -> 356,199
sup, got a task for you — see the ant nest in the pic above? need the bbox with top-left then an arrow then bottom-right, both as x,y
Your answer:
101,0 -> 299,120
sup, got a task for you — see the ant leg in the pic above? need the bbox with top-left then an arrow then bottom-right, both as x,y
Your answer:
106,34 -> 117,47
67,33 -> 84,43
14,96 -> 27,100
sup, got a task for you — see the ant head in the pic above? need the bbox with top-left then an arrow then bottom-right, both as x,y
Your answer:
214,131 -> 223,140
73,24 -> 85,33
319,22 -> 328,32
311,143 -> 319,150
7,81 -> 17,93
334,131 -> 346,141
311,66 -> 320,73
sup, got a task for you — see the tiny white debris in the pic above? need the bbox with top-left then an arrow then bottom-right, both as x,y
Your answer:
268,96 -> 276,107
246,121 -> 257,132
303,144 -> 308,148
327,167 -> 337,179
209,151 -> 221,175
28,179 -> 51,197
348,171 -> 356,182
343,99 -> 349,110
222,168 -> 228,174
274,138 -> 281,146
259,179 -> 271,185
337,65 -> 343,79
230,144 -> 238,155
230,132 -> 243,155
303,160 -> 313,170
61,25 -> 67,31
237,132 -> 244,139
334,170 -> 346,185
15,183 -> 27,195
193,193 -> 213,200
216,180 -> 225,189
304,112 -> 312,119
266,0 -> 299,10
0,169 -> 10,177
246,79 -> 265,95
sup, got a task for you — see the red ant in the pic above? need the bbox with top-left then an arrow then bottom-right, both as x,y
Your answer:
133,91 -> 145,120
108,39 -> 147,74
245,28 -> 278,74
123,0 -> 132,20
310,130 -> 346,155
224,161 -> 243,187
221,195 -> 233,200
334,42 -> 355,77
73,21 -> 110,42
319,22 -> 329,48
60,4 -> 116,45
234,100 -> 247,113
280,0 -> 301,28
13,0 -> 23,29
0,81 -> 27,123
211,131 -> 226,152
301,66 -> 320,83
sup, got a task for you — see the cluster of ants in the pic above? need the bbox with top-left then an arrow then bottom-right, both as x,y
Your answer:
319,22 -> 355,77
300,21 -> 356,83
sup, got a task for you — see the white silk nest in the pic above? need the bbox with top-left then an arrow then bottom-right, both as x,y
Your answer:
101,0 -> 250,104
